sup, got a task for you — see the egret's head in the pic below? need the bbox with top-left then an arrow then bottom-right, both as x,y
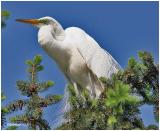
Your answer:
16,16 -> 65,40
16,16 -> 60,28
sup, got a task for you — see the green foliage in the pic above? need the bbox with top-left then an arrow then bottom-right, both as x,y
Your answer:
25,60 -> 33,66
6,55 -> 62,130
106,80 -> 139,107
58,51 -> 158,130
107,115 -> 117,127
2,107 -> 9,113
10,115 -> 28,124
36,65 -> 44,72
146,124 -> 159,130
1,93 -> 8,128
1,92 -> 6,101
104,80 -> 140,128
1,10 -> 10,28
47,80 -> 54,87
123,51 -> 159,122
45,95 -> 63,105
37,81 -> 54,92
1,92 -> 19,130
58,79 -> 141,129
33,55 -> 42,65
1,92 -> 10,129
6,126 -> 18,130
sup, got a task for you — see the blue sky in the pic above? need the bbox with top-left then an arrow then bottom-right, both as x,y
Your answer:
2,1 -> 159,129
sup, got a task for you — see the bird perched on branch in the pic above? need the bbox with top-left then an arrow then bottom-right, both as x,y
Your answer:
16,16 -> 120,98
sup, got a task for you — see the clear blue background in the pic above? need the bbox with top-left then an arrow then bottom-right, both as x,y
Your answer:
2,1 -> 159,129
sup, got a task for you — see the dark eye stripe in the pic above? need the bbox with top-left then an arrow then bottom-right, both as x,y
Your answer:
39,19 -> 48,24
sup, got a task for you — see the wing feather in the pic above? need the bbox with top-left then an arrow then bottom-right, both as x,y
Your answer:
65,27 -> 121,78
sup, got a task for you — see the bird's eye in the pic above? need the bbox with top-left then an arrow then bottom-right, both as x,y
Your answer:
39,19 -> 49,24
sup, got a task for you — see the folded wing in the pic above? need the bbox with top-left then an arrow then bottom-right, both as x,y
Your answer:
65,27 -> 121,78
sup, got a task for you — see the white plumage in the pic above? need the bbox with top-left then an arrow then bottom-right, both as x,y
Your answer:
17,16 -> 121,98
37,16 -> 120,98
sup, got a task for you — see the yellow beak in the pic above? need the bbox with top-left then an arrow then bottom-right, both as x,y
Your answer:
16,19 -> 40,25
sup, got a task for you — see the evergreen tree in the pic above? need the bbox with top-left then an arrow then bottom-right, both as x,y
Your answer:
117,51 -> 159,122
57,51 -> 159,130
6,55 -> 62,130
58,81 -> 141,130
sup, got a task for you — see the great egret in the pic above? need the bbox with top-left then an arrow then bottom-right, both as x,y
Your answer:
16,16 -> 120,98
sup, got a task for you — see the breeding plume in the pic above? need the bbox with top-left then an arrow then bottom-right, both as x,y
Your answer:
16,16 -> 120,98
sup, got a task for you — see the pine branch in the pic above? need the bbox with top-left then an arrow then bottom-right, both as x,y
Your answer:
6,99 -> 27,112
8,55 -> 62,129
10,115 -> 28,124
16,80 -> 30,96
36,118 -> 51,130
37,81 -> 54,92
44,94 -> 62,106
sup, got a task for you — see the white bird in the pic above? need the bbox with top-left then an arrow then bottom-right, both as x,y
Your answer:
16,16 -> 121,98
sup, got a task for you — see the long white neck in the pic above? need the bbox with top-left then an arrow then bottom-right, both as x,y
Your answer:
38,24 -> 71,74
38,24 -> 65,46
38,25 -> 52,47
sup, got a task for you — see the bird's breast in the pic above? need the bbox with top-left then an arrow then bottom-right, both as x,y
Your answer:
38,30 -> 71,73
